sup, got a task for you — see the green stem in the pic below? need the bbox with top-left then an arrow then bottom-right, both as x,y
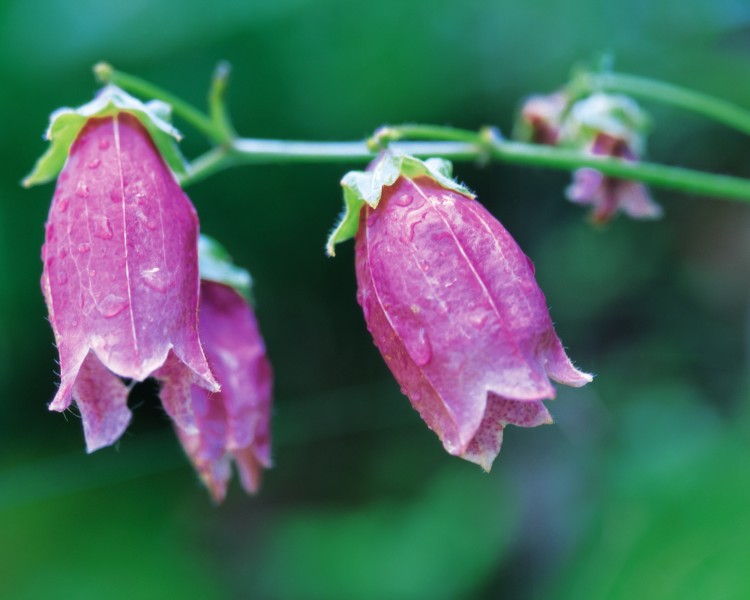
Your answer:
97,64 -> 750,203
177,132 -> 750,202
94,62 -> 221,143
583,72 -> 750,136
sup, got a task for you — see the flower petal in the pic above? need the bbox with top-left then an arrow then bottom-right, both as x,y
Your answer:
73,352 -> 132,453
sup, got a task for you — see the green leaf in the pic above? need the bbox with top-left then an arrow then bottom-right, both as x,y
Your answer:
198,234 -> 253,302
326,151 -> 473,256
23,85 -> 188,187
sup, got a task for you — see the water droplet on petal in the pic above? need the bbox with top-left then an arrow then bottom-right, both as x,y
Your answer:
59,247 -> 68,259
406,328 -> 432,367
468,311 -> 488,328
97,294 -> 129,318
141,267 -> 171,292
75,181 -> 89,198
93,215 -> 113,240
87,158 -> 101,170
402,212 -> 426,243
56,271 -> 68,285
79,293 -> 85,308
394,194 -> 413,207
99,139 -> 110,150
109,191 -> 121,204
77,243 -> 91,254
57,197 -> 69,212
88,269 -> 96,278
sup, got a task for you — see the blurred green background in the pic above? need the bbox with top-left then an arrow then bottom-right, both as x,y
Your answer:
2,1 -> 750,598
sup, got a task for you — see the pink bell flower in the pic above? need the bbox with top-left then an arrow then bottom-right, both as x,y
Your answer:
338,154 -> 591,470
174,281 -> 272,502
566,132 -> 662,223
517,91 -> 569,146
40,112 -> 218,452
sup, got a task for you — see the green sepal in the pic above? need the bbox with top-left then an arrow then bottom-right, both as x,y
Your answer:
198,234 -> 253,304
326,151 -> 474,257
23,85 -> 188,187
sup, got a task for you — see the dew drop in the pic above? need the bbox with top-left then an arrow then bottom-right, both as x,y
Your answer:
93,215 -> 113,240
75,181 -> 90,198
56,271 -> 68,285
394,194 -> 413,207
79,293 -> 85,308
57,196 -> 70,213
99,139 -> 110,150
141,267 -> 171,292
88,269 -> 96,278
87,158 -> 101,170
468,311 -> 488,328
77,243 -> 91,254
97,294 -> 129,318
109,190 -> 122,204
59,247 -> 68,259
402,212 -> 426,242
71,318 -> 79,328
406,328 -> 432,367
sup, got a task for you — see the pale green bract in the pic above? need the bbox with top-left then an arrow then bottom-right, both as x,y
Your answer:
23,84 -> 188,187
198,234 -> 253,303
326,151 -> 474,257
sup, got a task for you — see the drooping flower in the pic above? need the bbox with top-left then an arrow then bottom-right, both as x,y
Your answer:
566,132 -> 662,223
35,100 -> 218,452
328,153 -> 591,470
562,93 -> 662,223
516,91 -> 570,146
173,242 -> 272,502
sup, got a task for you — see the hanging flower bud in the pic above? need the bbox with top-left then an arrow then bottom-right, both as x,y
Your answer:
562,93 -> 661,223
328,153 -> 591,470
170,238 -> 271,502
516,91 -> 569,146
30,88 -> 218,452
175,281 -> 272,502
566,132 -> 663,223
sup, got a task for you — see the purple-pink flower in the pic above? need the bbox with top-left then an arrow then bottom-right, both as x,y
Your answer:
518,91 -> 569,146
174,281 -> 273,502
41,113 -> 218,452
566,132 -> 662,224
354,164 -> 591,470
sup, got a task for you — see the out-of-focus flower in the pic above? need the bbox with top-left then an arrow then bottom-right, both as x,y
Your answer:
516,91 -> 569,145
328,153 -> 591,470
562,93 -> 661,223
38,109 -> 218,452
175,280 -> 272,502
566,132 -> 662,223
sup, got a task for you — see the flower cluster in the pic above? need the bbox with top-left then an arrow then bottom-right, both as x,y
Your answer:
29,89 -> 272,501
29,83 -> 595,492
518,90 -> 661,223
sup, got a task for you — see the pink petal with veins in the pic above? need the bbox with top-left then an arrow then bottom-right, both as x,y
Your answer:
175,282 -> 272,502
356,173 -> 590,469
42,113 -> 218,449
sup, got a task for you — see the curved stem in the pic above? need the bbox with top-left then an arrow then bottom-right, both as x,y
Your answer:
178,133 -> 750,203
97,64 -> 750,203
94,62 -> 221,143
583,72 -> 750,136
